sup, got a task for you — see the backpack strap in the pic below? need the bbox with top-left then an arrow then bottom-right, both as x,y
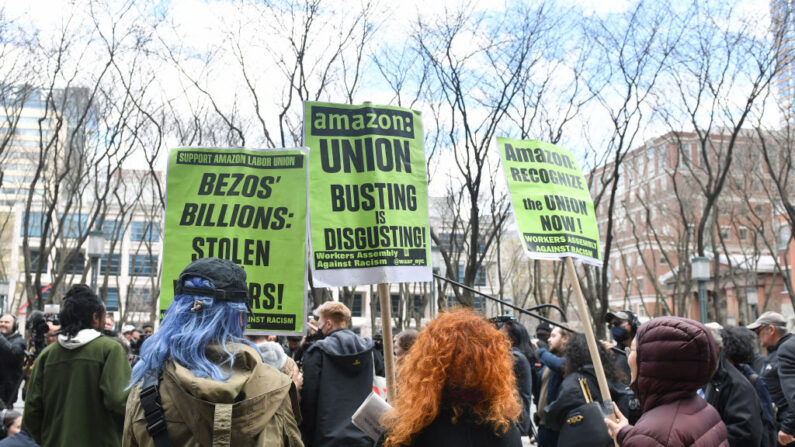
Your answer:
578,376 -> 594,403
140,369 -> 172,447
212,403 -> 233,447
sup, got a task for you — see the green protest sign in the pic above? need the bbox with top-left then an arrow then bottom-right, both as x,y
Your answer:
162,147 -> 308,334
304,101 -> 431,287
497,137 -> 601,266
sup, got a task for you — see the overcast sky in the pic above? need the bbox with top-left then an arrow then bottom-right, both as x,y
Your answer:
0,0 -> 778,182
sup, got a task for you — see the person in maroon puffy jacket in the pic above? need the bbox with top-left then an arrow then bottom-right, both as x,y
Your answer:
604,316 -> 729,447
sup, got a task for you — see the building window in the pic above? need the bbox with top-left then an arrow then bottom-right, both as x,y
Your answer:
56,249 -> 85,275
389,294 -> 400,314
129,287 -> 152,303
102,220 -> 122,241
647,147 -> 655,175
413,295 -> 424,316
129,254 -> 158,276
375,293 -> 400,317
351,292 -> 363,317
130,221 -> 160,242
472,294 -> 486,313
62,214 -> 88,239
679,142 -> 690,165
457,264 -> 486,287
104,288 -> 120,311
738,227 -> 748,241
657,146 -> 666,171
719,226 -> 731,240
779,224 -> 792,250
100,253 -> 121,275
21,212 -> 44,238
438,232 -> 462,251
29,249 -> 47,273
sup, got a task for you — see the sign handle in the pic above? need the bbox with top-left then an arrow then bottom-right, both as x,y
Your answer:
378,283 -> 397,402
564,257 -> 619,443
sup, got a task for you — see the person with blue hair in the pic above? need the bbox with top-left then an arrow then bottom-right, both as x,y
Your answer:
122,257 -> 302,446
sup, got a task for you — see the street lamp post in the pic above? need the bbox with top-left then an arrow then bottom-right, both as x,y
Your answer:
86,231 -> 105,292
691,256 -> 711,323
0,281 -> 8,314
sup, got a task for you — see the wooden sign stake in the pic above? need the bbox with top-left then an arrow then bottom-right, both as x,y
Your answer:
564,257 -> 619,443
378,282 -> 397,402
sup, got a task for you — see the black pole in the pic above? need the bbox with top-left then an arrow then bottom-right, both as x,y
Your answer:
433,274 -> 627,355
524,303 -> 568,322
432,273 -> 572,333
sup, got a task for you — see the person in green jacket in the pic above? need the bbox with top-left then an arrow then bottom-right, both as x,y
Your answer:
23,284 -> 131,447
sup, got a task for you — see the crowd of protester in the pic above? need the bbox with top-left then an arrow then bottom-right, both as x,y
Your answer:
3,256 -> 795,446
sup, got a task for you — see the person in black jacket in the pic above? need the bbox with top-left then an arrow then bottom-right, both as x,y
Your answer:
748,311 -> 795,446
722,326 -> 777,447
773,318 -> 795,446
300,301 -> 384,447
0,315 -> 25,409
499,319 -> 536,437
703,323 -> 764,447
544,332 -> 632,445
379,309 -> 521,447
602,310 -> 639,385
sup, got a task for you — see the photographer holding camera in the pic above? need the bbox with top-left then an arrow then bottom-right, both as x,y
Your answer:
0,314 -> 25,409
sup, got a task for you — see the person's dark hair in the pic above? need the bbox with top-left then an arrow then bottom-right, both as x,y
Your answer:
721,326 -> 757,365
2,410 -> 20,429
1,409 -> 20,439
395,329 -> 419,353
504,320 -> 537,364
58,284 -> 105,338
564,333 -> 624,383
536,321 -> 552,336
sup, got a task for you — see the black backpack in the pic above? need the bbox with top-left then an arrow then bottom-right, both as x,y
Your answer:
610,382 -> 642,425
743,367 -> 777,447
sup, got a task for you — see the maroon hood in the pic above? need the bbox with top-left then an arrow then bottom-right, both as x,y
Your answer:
634,317 -> 717,412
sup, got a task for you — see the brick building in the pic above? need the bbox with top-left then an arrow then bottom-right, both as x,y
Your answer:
591,130 -> 792,324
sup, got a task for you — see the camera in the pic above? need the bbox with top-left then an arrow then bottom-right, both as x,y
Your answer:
489,314 -> 516,329
26,311 -> 51,346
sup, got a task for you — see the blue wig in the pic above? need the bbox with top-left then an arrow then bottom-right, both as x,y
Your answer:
129,276 -> 255,386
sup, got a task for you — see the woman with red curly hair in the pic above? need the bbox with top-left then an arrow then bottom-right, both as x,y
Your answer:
379,309 -> 522,446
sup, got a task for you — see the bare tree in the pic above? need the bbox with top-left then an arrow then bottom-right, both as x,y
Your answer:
11,2 -> 165,311
656,1 -> 780,323
415,3 -> 555,306
584,1 -> 684,334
